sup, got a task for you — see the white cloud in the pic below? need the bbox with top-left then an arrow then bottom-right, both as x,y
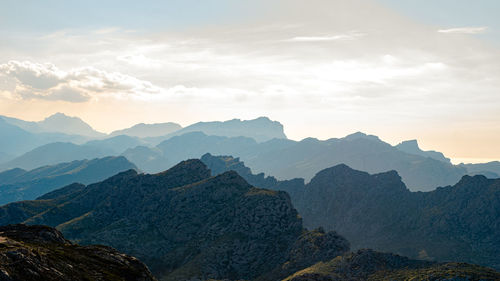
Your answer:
0,60 -> 161,102
287,32 -> 365,42
438,27 -> 488,34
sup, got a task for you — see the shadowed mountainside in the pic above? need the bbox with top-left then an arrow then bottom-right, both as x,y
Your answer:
0,160 -> 350,281
202,153 -> 500,270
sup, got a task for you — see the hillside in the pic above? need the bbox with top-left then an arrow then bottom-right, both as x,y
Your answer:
0,160 -> 350,280
110,122 -> 182,138
202,154 -> 500,270
283,249 -> 500,281
0,156 -> 137,205
0,224 -> 157,281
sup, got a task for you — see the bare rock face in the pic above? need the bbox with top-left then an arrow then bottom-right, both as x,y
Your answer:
0,224 -> 157,281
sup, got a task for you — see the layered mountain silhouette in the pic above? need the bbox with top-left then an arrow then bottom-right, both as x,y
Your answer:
0,224 -> 157,281
202,153 -> 500,270
0,160 -> 351,280
461,161 -> 500,178
0,156 -> 137,205
147,132 -> 466,191
147,116 -> 287,144
110,122 -> 182,138
1,113 -> 104,138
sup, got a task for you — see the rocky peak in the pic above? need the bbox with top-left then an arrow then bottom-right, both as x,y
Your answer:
0,224 -> 69,244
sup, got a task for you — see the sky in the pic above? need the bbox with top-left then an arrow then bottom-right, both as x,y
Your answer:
0,0 -> 499,163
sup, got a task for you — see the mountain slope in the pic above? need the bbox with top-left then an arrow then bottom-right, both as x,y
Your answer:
0,156 -> 137,205
0,224 -> 157,281
203,154 -> 500,271
110,122 -> 182,138
0,160 -> 350,280
283,249 -> 500,281
0,142 -> 111,171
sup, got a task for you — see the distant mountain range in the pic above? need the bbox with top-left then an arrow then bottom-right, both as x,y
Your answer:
1,113 -> 498,191
0,224 -> 157,281
0,159 -> 497,280
0,156 -> 137,205
202,153 -> 500,271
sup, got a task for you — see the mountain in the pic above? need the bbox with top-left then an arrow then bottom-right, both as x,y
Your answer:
84,135 -> 145,154
155,116 -> 287,143
0,117 -> 90,159
396,139 -> 451,163
1,113 -> 104,138
0,159 -> 351,280
462,161 -> 500,178
0,224 -> 157,281
284,249 -> 500,281
0,142 -> 111,171
152,132 -> 466,191
110,122 -> 182,138
0,156 -> 137,205
202,154 -> 500,270
121,146 -> 170,173
295,165 -> 500,270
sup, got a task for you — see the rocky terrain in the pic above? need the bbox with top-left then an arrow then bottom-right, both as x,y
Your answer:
0,160 -> 350,280
202,154 -> 500,271
0,224 -> 157,281
283,249 -> 500,281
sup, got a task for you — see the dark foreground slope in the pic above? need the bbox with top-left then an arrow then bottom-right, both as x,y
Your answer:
283,249 -> 500,281
0,224 -> 156,281
202,154 -> 500,271
0,156 -> 137,205
0,160 -> 350,281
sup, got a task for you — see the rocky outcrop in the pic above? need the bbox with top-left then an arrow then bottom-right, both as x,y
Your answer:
283,249 -> 500,281
0,224 -> 157,281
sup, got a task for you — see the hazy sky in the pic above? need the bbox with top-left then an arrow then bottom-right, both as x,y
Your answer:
1,0 -> 499,163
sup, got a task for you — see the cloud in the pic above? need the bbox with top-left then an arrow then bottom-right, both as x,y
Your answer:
438,27 -> 488,34
286,32 -> 365,42
0,60 -> 161,102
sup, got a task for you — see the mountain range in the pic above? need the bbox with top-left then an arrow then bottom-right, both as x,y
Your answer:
0,159 -> 498,280
0,156 -> 137,205
201,153 -> 500,271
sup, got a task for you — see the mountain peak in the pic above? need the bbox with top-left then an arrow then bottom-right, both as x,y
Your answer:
38,113 -> 104,137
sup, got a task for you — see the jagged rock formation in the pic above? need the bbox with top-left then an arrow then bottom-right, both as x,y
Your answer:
0,160 -> 350,281
283,249 -> 500,281
202,154 -> 500,271
0,156 -> 137,205
0,224 -> 157,281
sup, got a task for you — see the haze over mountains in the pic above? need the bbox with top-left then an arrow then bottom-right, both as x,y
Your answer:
1,113 -> 498,192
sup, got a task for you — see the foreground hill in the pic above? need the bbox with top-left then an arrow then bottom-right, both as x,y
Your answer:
202,154 -> 500,270
0,160 -> 350,280
0,224 -> 157,281
284,249 -> 500,281
0,156 -> 137,205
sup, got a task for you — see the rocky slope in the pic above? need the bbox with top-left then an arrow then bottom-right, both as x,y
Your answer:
283,249 -> 500,281
0,224 -> 157,281
202,154 -> 500,271
0,160 -> 350,281
0,156 -> 137,205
